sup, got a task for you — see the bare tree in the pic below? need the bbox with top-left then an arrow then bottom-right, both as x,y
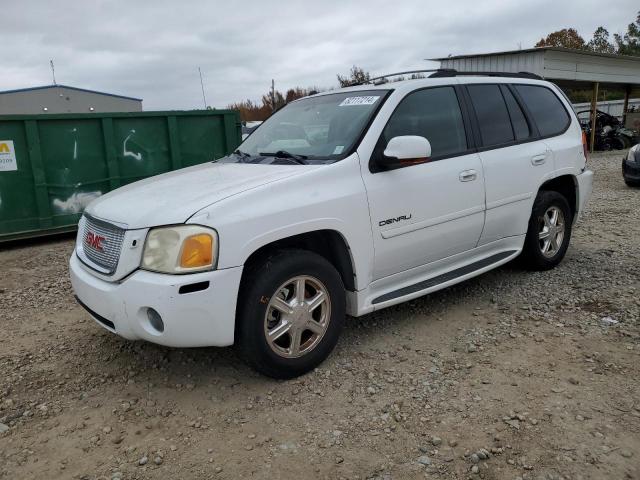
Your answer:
336,65 -> 371,87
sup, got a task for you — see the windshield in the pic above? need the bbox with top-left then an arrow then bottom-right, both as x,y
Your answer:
229,90 -> 389,164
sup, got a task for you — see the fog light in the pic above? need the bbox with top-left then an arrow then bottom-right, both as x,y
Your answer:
146,308 -> 164,333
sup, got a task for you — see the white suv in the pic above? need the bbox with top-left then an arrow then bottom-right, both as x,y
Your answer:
70,71 -> 593,378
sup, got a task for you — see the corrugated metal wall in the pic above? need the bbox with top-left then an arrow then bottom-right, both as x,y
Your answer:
438,51 -> 545,76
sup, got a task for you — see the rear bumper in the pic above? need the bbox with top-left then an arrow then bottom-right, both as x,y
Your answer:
575,169 -> 593,222
69,253 -> 243,347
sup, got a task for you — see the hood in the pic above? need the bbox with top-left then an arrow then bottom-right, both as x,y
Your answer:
85,162 -> 312,228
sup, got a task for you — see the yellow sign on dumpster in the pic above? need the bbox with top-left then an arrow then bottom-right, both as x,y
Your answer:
0,140 -> 17,171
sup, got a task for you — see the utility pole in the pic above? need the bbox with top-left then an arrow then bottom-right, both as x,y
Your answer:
198,67 -> 207,109
270,79 -> 276,112
50,59 -> 57,85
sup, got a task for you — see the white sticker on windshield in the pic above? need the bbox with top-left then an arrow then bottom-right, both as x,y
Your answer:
339,96 -> 380,107
333,145 -> 344,154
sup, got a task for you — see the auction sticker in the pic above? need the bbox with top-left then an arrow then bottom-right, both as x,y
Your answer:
339,96 -> 380,106
0,140 -> 17,171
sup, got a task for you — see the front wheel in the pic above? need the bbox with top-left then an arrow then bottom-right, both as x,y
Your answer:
236,250 -> 345,379
520,191 -> 573,271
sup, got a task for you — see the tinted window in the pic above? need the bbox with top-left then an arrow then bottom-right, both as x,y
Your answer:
382,87 -> 467,158
515,85 -> 570,137
467,84 -> 513,147
502,87 -> 530,141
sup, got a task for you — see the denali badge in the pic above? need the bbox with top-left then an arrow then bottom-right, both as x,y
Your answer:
379,214 -> 412,227
86,232 -> 105,252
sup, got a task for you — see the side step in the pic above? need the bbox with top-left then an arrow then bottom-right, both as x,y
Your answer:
371,250 -> 517,305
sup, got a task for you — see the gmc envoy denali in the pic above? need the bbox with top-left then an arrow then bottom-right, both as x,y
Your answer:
70,70 -> 593,378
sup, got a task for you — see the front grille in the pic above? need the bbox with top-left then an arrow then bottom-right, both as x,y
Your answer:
80,215 -> 125,274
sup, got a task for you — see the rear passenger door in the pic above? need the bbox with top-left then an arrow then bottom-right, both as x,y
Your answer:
464,83 -> 555,245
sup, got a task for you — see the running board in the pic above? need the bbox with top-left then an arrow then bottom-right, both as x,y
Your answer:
371,250 -> 517,305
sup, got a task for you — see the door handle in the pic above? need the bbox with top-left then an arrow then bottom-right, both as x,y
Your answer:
459,169 -> 477,182
531,153 -> 547,166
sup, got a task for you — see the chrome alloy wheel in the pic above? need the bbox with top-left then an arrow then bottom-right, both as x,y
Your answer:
264,275 -> 331,358
538,206 -> 565,258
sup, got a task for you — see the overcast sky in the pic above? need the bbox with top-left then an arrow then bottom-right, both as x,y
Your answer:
2,1 -> 638,110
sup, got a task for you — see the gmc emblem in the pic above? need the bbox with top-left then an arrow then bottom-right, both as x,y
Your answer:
86,232 -> 105,252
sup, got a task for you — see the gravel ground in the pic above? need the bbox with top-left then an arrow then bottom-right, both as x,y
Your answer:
1,151 -> 639,480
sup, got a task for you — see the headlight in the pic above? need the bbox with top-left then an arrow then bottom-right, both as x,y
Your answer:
141,225 -> 218,274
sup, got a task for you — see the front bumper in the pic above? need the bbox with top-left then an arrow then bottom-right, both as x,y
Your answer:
575,169 -> 594,222
70,253 -> 243,347
622,158 -> 640,182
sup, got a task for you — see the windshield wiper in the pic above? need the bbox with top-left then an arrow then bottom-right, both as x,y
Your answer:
259,150 -> 308,165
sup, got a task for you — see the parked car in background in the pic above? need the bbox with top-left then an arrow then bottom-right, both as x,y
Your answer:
70,71 -> 593,378
623,144 -> 640,187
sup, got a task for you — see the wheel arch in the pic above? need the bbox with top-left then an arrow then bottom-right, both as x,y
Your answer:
240,229 -> 357,292
538,174 -> 577,219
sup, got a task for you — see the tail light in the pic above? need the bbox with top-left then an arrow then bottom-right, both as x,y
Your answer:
582,131 -> 589,162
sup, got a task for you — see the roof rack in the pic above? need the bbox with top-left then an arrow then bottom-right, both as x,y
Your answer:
348,69 -> 544,87
428,70 -> 543,80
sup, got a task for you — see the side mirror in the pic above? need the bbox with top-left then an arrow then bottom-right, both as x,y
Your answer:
378,135 -> 432,170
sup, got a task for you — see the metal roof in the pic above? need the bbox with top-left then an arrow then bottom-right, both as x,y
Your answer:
0,84 -> 142,102
431,47 -> 640,89
430,47 -> 640,63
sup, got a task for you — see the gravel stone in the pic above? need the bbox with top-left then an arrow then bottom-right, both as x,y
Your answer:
0,151 -> 638,480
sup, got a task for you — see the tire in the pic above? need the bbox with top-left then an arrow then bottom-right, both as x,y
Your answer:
619,135 -> 632,150
610,137 -> 626,150
625,178 -> 640,188
520,191 -> 573,271
236,249 -> 345,379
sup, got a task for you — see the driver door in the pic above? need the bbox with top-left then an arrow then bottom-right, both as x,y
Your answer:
361,86 -> 486,280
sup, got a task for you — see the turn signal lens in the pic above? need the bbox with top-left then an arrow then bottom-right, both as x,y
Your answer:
180,234 -> 213,268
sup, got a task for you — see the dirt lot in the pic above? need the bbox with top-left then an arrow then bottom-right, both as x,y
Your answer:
1,151 -> 639,480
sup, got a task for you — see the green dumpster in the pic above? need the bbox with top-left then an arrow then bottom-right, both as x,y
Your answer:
0,110 -> 241,241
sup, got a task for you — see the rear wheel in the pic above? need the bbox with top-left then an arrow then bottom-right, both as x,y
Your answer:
520,191 -> 573,270
237,250 -> 345,379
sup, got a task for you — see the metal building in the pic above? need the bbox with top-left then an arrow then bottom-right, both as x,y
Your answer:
431,47 -> 640,150
0,84 -> 142,114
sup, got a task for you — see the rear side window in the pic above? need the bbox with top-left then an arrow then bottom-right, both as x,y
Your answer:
467,84 -> 514,147
514,85 -> 570,137
501,87 -> 530,141
381,86 -> 467,158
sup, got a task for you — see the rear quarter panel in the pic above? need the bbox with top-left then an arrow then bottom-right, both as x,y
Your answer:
545,84 -> 587,176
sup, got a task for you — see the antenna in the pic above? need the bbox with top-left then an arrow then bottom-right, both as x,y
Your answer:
198,66 -> 207,109
50,59 -> 57,85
